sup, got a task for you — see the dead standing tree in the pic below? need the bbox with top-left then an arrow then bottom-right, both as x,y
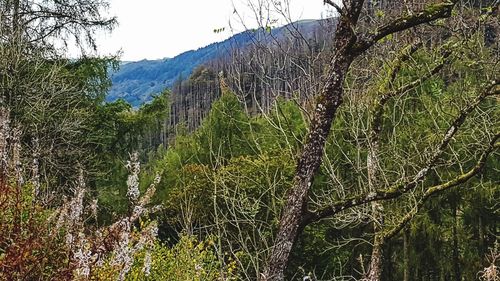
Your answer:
260,1 -> 466,280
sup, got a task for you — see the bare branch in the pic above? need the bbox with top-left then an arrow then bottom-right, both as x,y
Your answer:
302,81 -> 499,226
383,42 -> 423,91
383,134 -> 500,241
380,49 -> 452,103
324,0 -> 343,15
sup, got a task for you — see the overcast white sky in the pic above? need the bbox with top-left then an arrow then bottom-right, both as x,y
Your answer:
97,0 -> 330,61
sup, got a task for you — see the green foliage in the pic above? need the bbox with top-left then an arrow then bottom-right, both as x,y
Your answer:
65,57 -> 119,102
252,99 -> 307,154
195,91 -> 253,163
2,3 -> 497,280
92,90 -> 172,219
94,235 -> 236,280
140,92 -> 170,123
162,163 -> 214,226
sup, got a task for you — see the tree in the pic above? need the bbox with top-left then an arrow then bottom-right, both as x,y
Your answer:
0,0 -> 116,198
260,1 -> 499,280
0,0 -> 115,51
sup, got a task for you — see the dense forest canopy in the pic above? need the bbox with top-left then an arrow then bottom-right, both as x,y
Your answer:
0,0 -> 499,281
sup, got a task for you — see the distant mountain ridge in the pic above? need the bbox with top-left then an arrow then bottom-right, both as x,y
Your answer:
107,19 -> 331,107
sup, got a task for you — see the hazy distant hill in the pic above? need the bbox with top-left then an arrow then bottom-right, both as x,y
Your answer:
107,19 -> 330,107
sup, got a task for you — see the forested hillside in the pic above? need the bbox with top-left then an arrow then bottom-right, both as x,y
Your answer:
107,30 -> 252,107
107,19 -> 331,107
1,1 -> 499,281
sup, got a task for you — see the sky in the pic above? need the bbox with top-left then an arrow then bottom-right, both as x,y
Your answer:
96,0 -> 330,61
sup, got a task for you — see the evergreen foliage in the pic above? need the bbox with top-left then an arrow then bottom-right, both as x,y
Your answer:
0,1 -> 498,280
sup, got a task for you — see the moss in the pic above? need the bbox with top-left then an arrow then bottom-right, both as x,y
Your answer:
424,2 -> 455,15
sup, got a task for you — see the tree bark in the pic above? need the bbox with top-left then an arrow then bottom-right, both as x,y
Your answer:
366,110 -> 384,281
367,234 -> 385,281
452,204 -> 461,281
260,9 -> 359,281
403,227 -> 410,281
0,108 -> 10,188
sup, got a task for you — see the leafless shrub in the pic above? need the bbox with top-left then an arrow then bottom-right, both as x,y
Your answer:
479,242 -> 500,281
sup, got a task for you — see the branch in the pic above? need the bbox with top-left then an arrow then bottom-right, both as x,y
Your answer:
386,52 -> 450,101
382,42 -> 423,92
402,80 -> 498,186
324,0 -> 343,15
301,81 -> 498,227
348,0 -> 366,24
327,0 -> 366,23
353,1 -> 459,54
368,42 -> 423,192
302,134 -> 499,227
369,45 -> 450,158
383,135 -> 500,241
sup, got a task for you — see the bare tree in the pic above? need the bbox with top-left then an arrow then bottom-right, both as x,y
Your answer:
259,1 -> 478,280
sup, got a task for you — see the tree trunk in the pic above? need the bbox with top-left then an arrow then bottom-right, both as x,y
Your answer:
367,234 -> 384,281
452,204 -> 461,281
366,100 -> 385,281
366,150 -> 385,281
0,108 -> 10,187
478,215 -> 485,258
12,0 -> 21,42
260,13 -> 358,281
404,227 -> 410,281
261,57 -> 351,281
